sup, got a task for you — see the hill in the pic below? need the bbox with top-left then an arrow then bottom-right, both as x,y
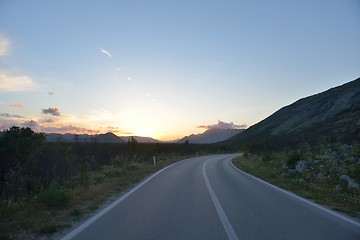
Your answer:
46,132 -> 126,143
45,133 -> 161,143
225,77 -> 360,149
179,128 -> 244,144
121,136 -> 160,143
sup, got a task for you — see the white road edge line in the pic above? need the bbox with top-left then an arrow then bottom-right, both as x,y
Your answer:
60,158 -> 189,240
229,157 -> 360,228
202,158 -> 239,240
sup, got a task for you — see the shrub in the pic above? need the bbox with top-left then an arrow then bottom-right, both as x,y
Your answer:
286,151 -> 303,168
2,169 -> 43,200
37,224 -> 58,234
69,208 -> 82,218
102,165 -> 122,177
351,164 -> 360,182
90,172 -> 105,184
37,223 -> 71,235
38,187 -> 69,209
110,155 -> 127,167
262,153 -> 273,163
0,127 -> 45,199
125,163 -> 142,171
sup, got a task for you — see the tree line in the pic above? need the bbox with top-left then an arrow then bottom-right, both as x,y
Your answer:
0,126 -> 231,200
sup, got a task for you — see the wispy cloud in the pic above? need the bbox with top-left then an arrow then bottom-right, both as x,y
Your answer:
197,120 -> 247,130
42,107 -> 61,116
39,118 -> 54,123
100,48 -> 113,57
9,103 -> 23,108
43,125 -> 101,134
0,116 -> 132,136
194,74 -> 212,83
89,108 -> 112,120
0,34 -> 10,56
123,131 -> 134,135
103,125 -> 124,134
0,36 -> 37,92
0,113 -> 24,119
0,72 -> 36,92
0,118 -> 101,135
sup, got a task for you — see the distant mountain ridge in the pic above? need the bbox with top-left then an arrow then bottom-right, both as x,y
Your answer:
45,133 -> 161,143
179,128 -> 244,144
46,132 -> 126,143
225,77 -> 360,149
122,136 -> 160,143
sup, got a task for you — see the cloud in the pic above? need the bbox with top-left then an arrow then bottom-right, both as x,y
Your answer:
43,125 -> 101,135
0,113 -> 24,118
106,126 -> 119,130
21,120 -> 40,129
197,120 -> 247,130
123,131 -> 134,135
42,107 -> 61,116
0,118 -> 101,135
0,72 -> 36,92
9,103 -> 23,108
100,48 -> 113,57
0,116 -> 30,132
0,34 -> 10,56
104,126 -> 133,135
0,116 -> 132,136
127,77 -> 133,81
1,120 -> 42,132
39,118 -> 54,123
194,74 -> 212,83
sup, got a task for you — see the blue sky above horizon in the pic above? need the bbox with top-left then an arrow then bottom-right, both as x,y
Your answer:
1,0 -> 359,140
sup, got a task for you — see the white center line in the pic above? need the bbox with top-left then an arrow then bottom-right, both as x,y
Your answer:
202,159 -> 239,240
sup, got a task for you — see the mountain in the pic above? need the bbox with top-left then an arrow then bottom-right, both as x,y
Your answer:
225,77 -> 360,149
45,133 -> 161,143
179,128 -> 244,144
46,132 -> 126,143
121,136 -> 160,143
95,132 -> 126,143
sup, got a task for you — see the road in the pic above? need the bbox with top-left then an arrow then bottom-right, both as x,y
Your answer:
61,154 -> 360,240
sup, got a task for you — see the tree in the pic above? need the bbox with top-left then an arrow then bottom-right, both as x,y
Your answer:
0,127 -> 45,198
128,137 -> 138,160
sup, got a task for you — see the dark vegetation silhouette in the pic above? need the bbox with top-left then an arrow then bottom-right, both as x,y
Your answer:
0,126 -> 231,201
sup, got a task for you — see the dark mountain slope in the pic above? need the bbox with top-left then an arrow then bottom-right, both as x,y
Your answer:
225,77 -> 360,149
179,128 -> 244,144
95,132 -> 126,143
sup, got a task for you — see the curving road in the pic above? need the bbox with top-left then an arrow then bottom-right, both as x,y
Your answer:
61,154 -> 360,240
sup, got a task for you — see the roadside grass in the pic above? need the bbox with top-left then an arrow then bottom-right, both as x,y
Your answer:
232,154 -> 360,217
0,154 -> 189,240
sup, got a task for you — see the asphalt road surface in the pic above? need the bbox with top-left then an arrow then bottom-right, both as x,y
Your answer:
61,154 -> 360,240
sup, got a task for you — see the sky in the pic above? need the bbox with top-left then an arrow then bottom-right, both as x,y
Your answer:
0,0 -> 359,141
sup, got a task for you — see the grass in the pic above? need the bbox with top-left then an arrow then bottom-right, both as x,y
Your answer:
0,154 -> 191,239
232,153 -> 360,217
38,223 -> 71,235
